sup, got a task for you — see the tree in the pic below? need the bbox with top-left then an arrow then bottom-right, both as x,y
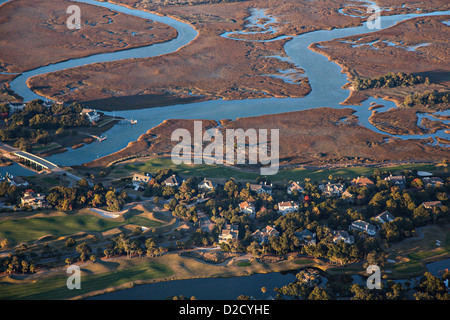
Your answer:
365,250 -> 387,269
65,237 -> 76,248
0,238 -> 11,248
21,260 -> 29,274
75,243 -> 92,262
414,272 -> 450,300
65,257 -> 73,266
104,249 -> 111,259
308,287 -> 330,300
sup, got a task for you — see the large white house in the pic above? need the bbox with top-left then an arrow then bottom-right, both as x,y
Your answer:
375,210 -> 395,224
163,174 -> 184,187
349,220 -> 377,236
80,108 -> 101,123
277,201 -> 299,215
332,230 -> 355,244
8,102 -> 26,114
132,173 -> 153,189
239,201 -> 256,218
252,225 -> 279,244
218,224 -> 239,244
250,183 -> 273,195
198,178 -> 217,191
21,191 -> 49,209
319,182 -> 345,197
287,181 -> 304,194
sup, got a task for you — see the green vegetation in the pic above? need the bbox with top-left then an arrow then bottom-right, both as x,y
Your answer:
0,215 -> 118,243
352,72 -> 429,91
293,258 -> 314,265
46,179 -> 129,212
0,100 -> 89,151
0,212 -> 162,243
122,158 -> 443,183
0,260 -> 173,300
402,90 -> 450,108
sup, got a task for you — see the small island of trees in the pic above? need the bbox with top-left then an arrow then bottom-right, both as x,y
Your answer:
352,72 -> 429,91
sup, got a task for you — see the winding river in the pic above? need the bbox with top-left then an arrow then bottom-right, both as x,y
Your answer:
1,0 -> 450,170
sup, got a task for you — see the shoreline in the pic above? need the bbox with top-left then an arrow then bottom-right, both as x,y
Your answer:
66,250 -> 450,300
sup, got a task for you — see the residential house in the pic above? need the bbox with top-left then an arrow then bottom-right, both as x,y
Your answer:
163,174 -> 184,187
132,173 -> 153,189
332,230 -> 354,244
197,178 -> 217,191
384,175 -> 406,189
80,108 -> 101,123
341,190 -> 355,203
21,190 -> 49,209
251,225 -> 279,244
423,177 -> 444,188
422,201 -> 443,210
375,210 -> 395,224
239,201 -> 256,218
287,181 -> 304,195
277,201 -> 299,215
250,183 -> 273,195
6,174 -> 29,187
319,182 -> 345,197
8,102 -> 26,115
218,224 -> 239,244
351,177 -> 375,188
294,229 -> 316,245
349,220 -> 377,236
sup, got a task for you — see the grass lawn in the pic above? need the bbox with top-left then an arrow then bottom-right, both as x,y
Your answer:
0,212 -> 162,243
126,215 -> 163,228
119,158 -> 443,183
293,258 -> 315,266
389,224 -> 450,278
391,261 -> 424,275
236,261 -> 252,267
31,142 -> 62,154
0,259 -> 173,300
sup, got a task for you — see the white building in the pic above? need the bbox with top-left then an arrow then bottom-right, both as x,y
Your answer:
349,220 -> 377,236
197,178 -> 217,191
332,230 -> 355,244
218,224 -> 239,244
80,108 -> 101,123
132,173 -> 153,189
375,210 -> 395,224
277,201 -> 299,215
239,201 -> 256,218
6,174 -> 29,187
287,181 -> 304,194
250,183 -> 273,195
319,182 -> 345,197
8,102 -> 26,114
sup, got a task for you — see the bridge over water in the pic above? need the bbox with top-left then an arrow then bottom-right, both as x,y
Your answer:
14,150 -> 58,171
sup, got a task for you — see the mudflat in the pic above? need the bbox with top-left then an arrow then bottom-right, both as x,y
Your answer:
23,0 -> 373,109
84,107 -> 449,169
0,0 -> 177,73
